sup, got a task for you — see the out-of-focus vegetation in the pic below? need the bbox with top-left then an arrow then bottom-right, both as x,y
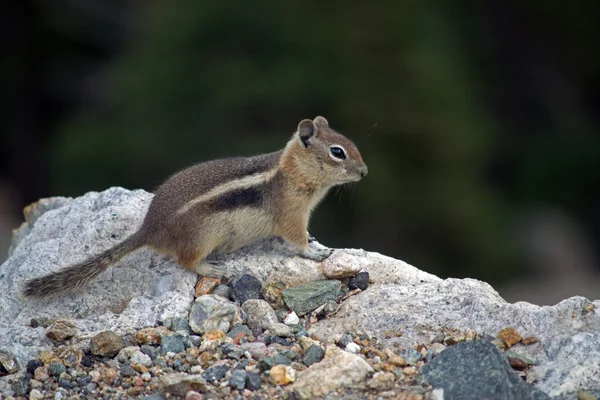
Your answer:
2,0 -> 599,303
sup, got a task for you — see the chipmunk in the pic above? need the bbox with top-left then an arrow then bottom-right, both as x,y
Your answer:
22,116 -> 368,299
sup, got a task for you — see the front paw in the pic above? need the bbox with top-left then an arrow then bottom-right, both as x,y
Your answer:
300,247 -> 334,262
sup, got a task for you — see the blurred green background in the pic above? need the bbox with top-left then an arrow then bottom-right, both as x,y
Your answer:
1,0 -> 599,305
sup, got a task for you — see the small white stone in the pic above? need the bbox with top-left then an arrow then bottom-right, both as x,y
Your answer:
345,342 -> 361,354
430,388 -> 445,400
190,365 -> 203,374
130,350 -> 152,367
321,252 -> 362,279
29,389 -> 44,400
284,311 -> 300,325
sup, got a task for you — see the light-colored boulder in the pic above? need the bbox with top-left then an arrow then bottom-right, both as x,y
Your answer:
0,187 -> 598,400
291,345 -> 373,399
0,188 -> 196,366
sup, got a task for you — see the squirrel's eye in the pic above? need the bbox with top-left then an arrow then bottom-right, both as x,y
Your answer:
330,146 -> 346,160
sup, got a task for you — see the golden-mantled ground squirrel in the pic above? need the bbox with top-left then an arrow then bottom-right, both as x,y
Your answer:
22,116 -> 368,298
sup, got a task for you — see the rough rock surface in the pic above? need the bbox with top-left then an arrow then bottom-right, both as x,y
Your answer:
0,187 -> 599,399
0,188 -> 196,363
421,339 -> 550,400
290,345 -> 373,399
188,295 -> 237,335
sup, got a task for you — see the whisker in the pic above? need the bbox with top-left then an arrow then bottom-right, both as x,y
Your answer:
368,123 -> 378,137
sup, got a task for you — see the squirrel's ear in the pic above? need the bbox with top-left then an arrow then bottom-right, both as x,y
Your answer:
313,116 -> 329,129
297,119 -> 318,148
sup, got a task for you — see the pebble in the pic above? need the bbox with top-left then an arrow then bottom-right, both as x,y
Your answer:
30,379 -> 43,388
202,364 -> 229,383
169,317 -> 192,334
268,365 -> 295,385
88,370 -> 101,383
12,377 -> 30,396
30,317 -> 54,328
400,348 -> 422,365
136,327 -> 169,345
240,342 -> 269,360
159,373 -> 208,397
46,319 -> 77,342
443,334 -> 466,346
322,256 -> 362,278
143,394 -> 168,400
26,359 -> 43,374
100,366 -> 117,384
262,282 -> 286,308
59,378 -> 73,389
116,346 -> 141,362
268,335 -> 293,346
34,366 -> 50,381
497,327 -> 522,348
160,335 -> 185,354
229,369 -> 247,390
140,344 -> 159,359
220,343 -> 245,360
120,363 -> 136,377
283,311 -> 300,325
338,334 -> 354,348
211,283 -> 231,299
302,345 -> 325,366
230,273 -> 262,305
48,361 -> 67,377
242,299 -> 291,337
522,336 -> 539,345
282,280 -> 341,316
348,271 -> 370,291
90,331 -> 123,357
186,391 -> 204,400
0,350 -> 19,374
77,375 -> 92,386
505,350 -> 536,369
195,276 -> 221,297
345,342 -> 361,354
187,335 -> 202,347
402,366 -> 418,375
189,294 -> 237,334
57,347 -> 83,368
38,350 -> 56,365
245,371 -> 261,391
131,350 -> 153,367
227,323 -> 254,342
426,343 -> 447,361
292,345 -> 373,399
29,388 -> 44,400
367,371 -> 395,390
280,349 -> 300,361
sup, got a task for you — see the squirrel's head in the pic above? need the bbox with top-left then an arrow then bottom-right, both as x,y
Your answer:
286,116 -> 368,187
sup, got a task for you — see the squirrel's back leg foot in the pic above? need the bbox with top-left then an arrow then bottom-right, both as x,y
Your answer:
193,261 -> 234,281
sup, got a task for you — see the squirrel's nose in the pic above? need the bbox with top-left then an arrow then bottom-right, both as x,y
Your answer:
359,165 -> 368,177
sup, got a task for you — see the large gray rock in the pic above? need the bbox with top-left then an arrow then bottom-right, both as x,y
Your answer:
0,187 -> 598,400
0,188 -> 196,366
421,339 -> 550,400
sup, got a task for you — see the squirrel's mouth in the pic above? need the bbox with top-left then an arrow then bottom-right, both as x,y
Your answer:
341,174 -> 363,184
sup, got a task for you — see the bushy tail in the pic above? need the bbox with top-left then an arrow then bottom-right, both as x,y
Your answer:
21,232 -> 145,299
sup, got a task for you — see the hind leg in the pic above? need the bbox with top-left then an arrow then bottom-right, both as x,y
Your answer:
172,238 -> 234,280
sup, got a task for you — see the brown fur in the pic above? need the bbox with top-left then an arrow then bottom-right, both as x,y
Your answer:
22,116 -> 367,299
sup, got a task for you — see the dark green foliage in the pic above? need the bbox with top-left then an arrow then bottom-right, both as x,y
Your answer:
5,1 -> 599,287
